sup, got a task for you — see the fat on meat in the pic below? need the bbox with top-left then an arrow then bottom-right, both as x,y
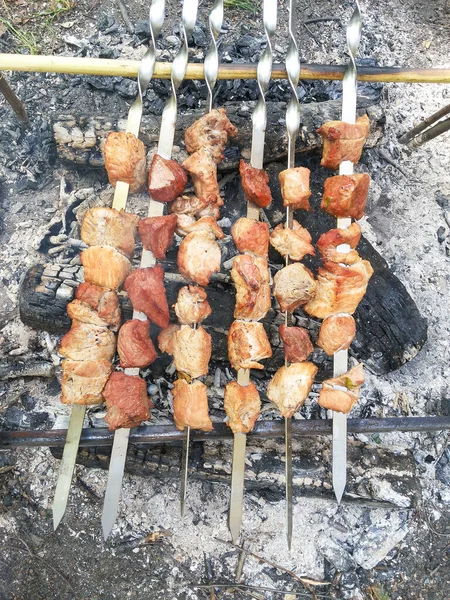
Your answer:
228,320 -> 272,371
81,246 -> 132,290
103,372 -> 153,430
177,230 -> 222,287
117,319 -> 158,369
231,217 -> 269,257
61,359 -> 112,405
231,253 -> 271,321
59,320 -> 116,362
80,207 -> 139,258
138,214 -> 178,260
317,223 -> 361,265
172,379 -> 213,431
317,115 -> 370,170
124,265 -> 170,329
103,131 -> 147,193
273,263 -> 317,313
266,362 -> 318,418
224,381 -> 261,434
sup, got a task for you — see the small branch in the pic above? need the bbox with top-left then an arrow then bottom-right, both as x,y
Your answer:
399,102 -> 450,144
303,23 -> 321,47
116,0 -> 134,34
378,149 -> 411,178
407,115 -> 450,148
304,17 -> 341,25
0,74 -> 28,123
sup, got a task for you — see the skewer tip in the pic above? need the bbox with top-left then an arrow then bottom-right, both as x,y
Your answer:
52,505 -> 64,531
101,514 -> 114,542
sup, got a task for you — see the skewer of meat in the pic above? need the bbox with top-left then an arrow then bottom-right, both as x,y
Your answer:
226,0 -> 277,545
52,2 -> 165,531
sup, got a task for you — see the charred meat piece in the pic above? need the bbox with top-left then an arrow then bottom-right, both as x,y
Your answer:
318,363 -> 364,414
75,283 -> 121,330
148,154 -> 187,202
177,230 -> 222,287
172,379 -> 213,432
117,319 -> 158,369
61,359 -> 112,405
239,160 -> 272,209
169,325 -> 212,379
173,285 -> 212,325
103,131 -> 147,193
269,220 -> 315,262
273,263 -> 316,313
279,325 -> 314,363
124,265 -> 170,329
182,148 -> 222,206
59,320 -> 116,362
321,174 -> 370,220
278,167 -> 312,211
304,259 -> 373,319
317,314 -> 356,356
266,362 -> 318,418
317,115 -> 370,170
175,215 -> 224,238
103,372 -> 153,430
224,381 -> 261,434
157,324 -> 180,355
228,320 -> 272,371
231,217 -> 269,257
80,207 -> 139,258
317,223 -> 361,265
185,108 -> 237,162
138,214 -> 178,260
170,195 -> 211,217
231,253 -> 271,321
81,246 -> 132,290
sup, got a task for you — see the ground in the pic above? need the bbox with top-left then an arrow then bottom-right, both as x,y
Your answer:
1,0 -> 450,599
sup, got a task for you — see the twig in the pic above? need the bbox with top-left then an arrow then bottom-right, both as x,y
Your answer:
0,73 -> 28,123
399,102 -> 450,144
378,149 -> 411,178
304,17 -> 341,25
194,584 -> 331,597
303,23 -> 321,47
407,115 -> 450,149
116,0 -> 134,34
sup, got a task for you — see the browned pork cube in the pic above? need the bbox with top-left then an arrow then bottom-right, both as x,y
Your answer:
148,154 -> 187,202
231,253 -> 271,321
317,114 -> 370,170
182,148 -> 222,205
317,314 -> 356,356
231,217 -> 269,257
61,359 -> 112,405
266,362 -> 318,418
273,263 -> 316,313
321,174 -> 370,220
318,363 -> 364,414
224,381 -> 261,434
103,372 -> 153,430
117,319 -> 158,369
279,325 -> 313,363
269,220 -> 315,262
173,285 -> 212,325
162,325 -> 211,379
81,246 -> 132,291
80,207 -> 139,258
177,230 -> 222,287
138,214 -> 178,260
172,379 -> 213,432
228,320 -> 272,371
317,223 -> 361,265
74,283 -> 121,330
185,108 -> 237,162
103,131 -> 147,193
59,320 -> 116,362
175,215 -> 224,238
278,167 -> 312,211
124,265 -> 170,330
239,160 -> 272,208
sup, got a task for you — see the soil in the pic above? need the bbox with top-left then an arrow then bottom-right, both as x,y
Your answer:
1,1 -> 450,599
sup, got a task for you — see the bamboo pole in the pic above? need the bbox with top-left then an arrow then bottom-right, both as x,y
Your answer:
2,53 -> 450,83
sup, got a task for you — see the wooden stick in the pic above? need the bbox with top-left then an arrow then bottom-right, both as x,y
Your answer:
2,53 -> 450,83
407,114 -> 450,148
399,102 -> 450,144
0,73 -> 28,122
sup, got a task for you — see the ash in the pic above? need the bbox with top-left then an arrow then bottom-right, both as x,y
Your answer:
1,1 -> 450,599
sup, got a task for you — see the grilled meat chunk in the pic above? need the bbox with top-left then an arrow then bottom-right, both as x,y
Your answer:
182,148 -> 222,206
103,131 -> 147,193
169,325 -> 212,379
172,379 -> 213,432
278,167 -> 312,211
317,223 -> 361,265
173,285 -> 212,325
228,320 -> 272,371
304,259 -> 373,319
317,115 -> 370,170
124,265 -> 170,329
61,359 -> 112,405
318,363 -> 365,414
170,195 -> 211,217
185,108 -> 237,162
74,283 -> 121,330
81,246 -> 132,290
266,362 -> 318,418
177,230 -> 222,287
59,320 -> 116,362
103,372 -> 153,430
175,215 -> 224,238
317,314 -> 356,356
157,324 -> 180,355
138,214 -> 178,260
273,263 -> 316,313
231,253 -> 271,321
231,217 -> 269,257
224,381 -> 261,434
148,154 -> 187,202
269,220 -> 315,262
80,207 -> 139,258
239,160 -> 272,208
117,319 -> 158,369
279,325 -> 314,363
321,174 -> 370,220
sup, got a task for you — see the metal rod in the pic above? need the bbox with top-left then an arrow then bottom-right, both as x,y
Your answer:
2,54 -> 450,83
3,417 -> 449,449
204,0 -> 223,112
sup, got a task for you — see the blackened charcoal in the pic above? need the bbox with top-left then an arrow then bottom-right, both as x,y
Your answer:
84,76 -> 115,92
135,19 -> 150,39
192,26 -> 208,48
97,13 -> 115,31
115,78 -> 139,98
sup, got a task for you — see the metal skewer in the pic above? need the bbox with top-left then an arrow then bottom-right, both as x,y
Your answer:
282,0 -> 301,550
228,0 -> 277,544
332,0 -> 362,504
180,0 -> 223,516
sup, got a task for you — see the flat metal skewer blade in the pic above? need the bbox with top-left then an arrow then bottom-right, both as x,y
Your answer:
332,411 -> 347,503
229,432 -> 246,544
180,426 -> 190,516
52,404 -> 86,530
285,417 -> 293,550
101,427 -> 130,540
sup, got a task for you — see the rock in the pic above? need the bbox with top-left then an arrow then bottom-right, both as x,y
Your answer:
316,533 -> 357,572
352,512 -> 409,569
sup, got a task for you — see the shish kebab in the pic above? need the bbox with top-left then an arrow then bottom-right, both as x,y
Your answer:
226,0 -> 277,544
52,0 -> 164,530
